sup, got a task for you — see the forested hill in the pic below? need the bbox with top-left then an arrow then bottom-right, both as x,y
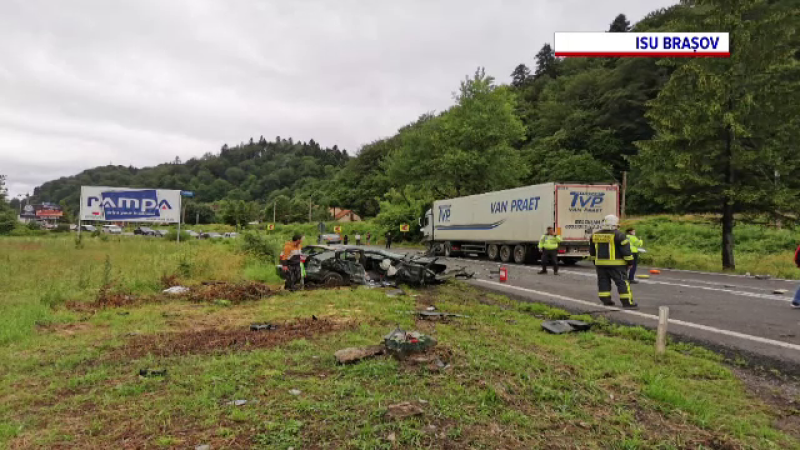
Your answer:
28,0 -> 800,265
33,137 -> 350,212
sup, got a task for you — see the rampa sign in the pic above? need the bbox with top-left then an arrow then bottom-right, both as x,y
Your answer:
80,186 -> 181,223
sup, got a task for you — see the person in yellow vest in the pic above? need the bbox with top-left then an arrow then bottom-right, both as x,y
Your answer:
538,226 -> 562,275
280,234 -> 304,291
626,228 -> 644,284
589,215 -> 637,308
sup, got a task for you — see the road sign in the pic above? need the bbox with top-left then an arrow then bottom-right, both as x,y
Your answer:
333,225 -> 342,233
180,190 -> 194,198
400,224 -> 410,232
267,224 -> 275,231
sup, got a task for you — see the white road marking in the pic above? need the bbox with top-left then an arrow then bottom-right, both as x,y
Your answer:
474,279 -> 800,352
555,269 -> 794,303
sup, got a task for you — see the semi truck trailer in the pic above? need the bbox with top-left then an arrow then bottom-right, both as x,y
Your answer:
420,183 -> 620,265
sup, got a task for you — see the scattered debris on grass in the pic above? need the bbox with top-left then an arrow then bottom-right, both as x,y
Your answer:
384,328 -> 437,357
250,323 -> 278,331
386,289 -> 406,297
195,445 -> 210,450
386,402 -> 424,420
163,286 -> 190,295
413,311 -> 468,321
139,369 -> 167,377
334,345 -> 386,364
541,320 -> 592,335
288,389 -> 302,396
225,399 -> 249,406
119,317 -> 354,358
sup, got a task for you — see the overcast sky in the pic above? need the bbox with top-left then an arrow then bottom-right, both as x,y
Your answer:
0,0 -> 675,198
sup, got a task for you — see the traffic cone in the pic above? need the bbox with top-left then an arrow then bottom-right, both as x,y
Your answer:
649,269 -> 661,275
499,266 -> 508,283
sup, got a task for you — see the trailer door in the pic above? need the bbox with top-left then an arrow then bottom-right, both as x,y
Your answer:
555,185 -> 620,241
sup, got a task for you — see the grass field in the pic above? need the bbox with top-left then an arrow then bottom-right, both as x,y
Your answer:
623,216 -> 800,279
1,235 -> 799,449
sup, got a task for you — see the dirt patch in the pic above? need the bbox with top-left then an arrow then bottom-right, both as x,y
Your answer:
66,281 -> 274,312
186,281 -> 273,304
117,317 -> 356,359
732,367 -> 800,440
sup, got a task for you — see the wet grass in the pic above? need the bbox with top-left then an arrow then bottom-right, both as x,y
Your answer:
0,236 -> 798,449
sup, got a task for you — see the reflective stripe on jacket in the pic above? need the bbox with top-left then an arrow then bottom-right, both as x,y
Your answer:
589,229 -> 633,266
539,234 -> 562,250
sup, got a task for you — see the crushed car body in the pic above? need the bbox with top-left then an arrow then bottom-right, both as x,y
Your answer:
277,246 -> 474,287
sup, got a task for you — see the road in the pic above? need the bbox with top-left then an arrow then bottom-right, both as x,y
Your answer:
377,247 -> 800,373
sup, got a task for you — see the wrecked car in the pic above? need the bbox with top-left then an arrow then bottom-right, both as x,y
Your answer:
276,246 -> 473,287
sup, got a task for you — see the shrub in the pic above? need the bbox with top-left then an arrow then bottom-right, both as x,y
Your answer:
163,230 -> 191,241
241,231 -> 282,261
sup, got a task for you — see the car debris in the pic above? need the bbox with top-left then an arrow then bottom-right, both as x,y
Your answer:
413,311 -> 468,320
773,289 -> 788,295
139,368 -> 167,377
277,245 -> 474,288
163,286 -> 190,295
250,323 -> 278,331
386,289 -> 406,297
541,320 -> 592,334
225,399 -> 248,406
195,445 -> 210,450
384,328 -> 437,356
288,389 -> 302,396
754,274 -> 772,280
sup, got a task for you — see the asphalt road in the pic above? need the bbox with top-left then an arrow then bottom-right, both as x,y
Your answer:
372,246 -> 800,373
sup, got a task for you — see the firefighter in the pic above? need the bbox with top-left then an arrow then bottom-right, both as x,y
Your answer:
538,226 -> 562,275
589,215 -> 637,309
280,234 -> 304,291
626,228 -> 644,284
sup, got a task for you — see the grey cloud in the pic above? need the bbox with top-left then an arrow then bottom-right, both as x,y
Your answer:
0,0 -> 674,198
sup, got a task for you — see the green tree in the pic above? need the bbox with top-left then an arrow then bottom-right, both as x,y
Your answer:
510,63 -> 531,87
534,43 -> 559,79
608,13 -> 631,32
0,175 -> 17,234
634,0 -> 800,269
386,68 -> 527,198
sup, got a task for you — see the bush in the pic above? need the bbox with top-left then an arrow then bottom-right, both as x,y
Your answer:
0,210 -> 16,235
163,230 -> 191,241
52,224 -> 71,233
241,231 -> 282,261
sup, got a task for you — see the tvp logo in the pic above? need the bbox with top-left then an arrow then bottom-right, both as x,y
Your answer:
87,190 -> 173,219
570,192 -> 604,209
438,205 -> 451,223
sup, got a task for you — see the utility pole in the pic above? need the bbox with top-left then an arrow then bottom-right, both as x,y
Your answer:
273,200 -> 276,224
308,199 -> 312,223
621,171 -> 628,220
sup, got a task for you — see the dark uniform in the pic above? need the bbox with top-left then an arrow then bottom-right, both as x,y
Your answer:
589,229 -> 636,308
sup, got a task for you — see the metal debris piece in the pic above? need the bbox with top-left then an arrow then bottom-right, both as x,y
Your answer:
414,311 -> 468,320
139,368 -> 167,377
541,320 -> 592,334
250,323 -> 278,331
386,289 -> 406,297
384,328 -> 437,355
163,286 -> 190,295
289,389 -> 302,396
754,275 -> 771,280
225,399 -> 248,406
773,289 -> 788,295
195,445 -> 210,450
426,306 -> 436,311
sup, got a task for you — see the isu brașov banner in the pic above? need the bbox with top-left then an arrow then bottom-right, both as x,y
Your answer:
79,186 -> 181,223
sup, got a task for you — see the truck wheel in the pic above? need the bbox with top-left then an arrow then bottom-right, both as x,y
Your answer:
513,245 -> 526,264
487,244 -> 499,261
499,245 -> 512,263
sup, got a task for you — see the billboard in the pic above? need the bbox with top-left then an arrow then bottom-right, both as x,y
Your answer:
79,186 -> 181,223
20,203 -> 63,220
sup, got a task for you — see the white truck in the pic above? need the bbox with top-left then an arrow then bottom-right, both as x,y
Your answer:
420,183 -> 620,265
